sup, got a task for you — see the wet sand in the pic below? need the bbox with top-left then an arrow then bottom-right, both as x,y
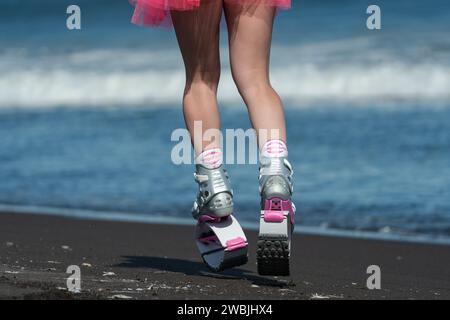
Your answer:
1,212 -> 449,300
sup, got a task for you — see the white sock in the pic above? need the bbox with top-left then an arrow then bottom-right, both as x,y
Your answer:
196,148 -> 223,169
260,140 -> 288,158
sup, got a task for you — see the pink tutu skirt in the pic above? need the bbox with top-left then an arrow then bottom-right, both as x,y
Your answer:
130,0 -> 291,26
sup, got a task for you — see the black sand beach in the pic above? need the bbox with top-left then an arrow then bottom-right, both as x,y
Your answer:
1,212 -> 449,300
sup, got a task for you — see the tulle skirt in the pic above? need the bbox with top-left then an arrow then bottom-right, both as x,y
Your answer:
130,0 -> 291,26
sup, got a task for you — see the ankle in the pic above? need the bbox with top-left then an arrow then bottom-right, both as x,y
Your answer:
195,148 -> 223,169
260,139 -> 288,158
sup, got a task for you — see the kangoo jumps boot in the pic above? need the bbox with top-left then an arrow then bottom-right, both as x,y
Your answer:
192,164 -> 248,272
257,141 -> 296,276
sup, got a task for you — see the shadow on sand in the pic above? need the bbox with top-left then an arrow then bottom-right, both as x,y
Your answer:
114,256 -> 294,288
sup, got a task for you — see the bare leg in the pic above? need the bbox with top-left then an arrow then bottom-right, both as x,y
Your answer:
224,3 -> 293,276
171,0 -> 223,155
223,3 -> 287,146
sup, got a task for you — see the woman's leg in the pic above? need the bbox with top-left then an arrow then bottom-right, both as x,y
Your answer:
171,0 -> 223,155
223,3 -> 286,145
224,3 -> 293,276
172,3 -> 248,272
172,1 -> 234,221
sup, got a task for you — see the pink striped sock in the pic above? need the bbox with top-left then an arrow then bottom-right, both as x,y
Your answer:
261,140 -> 288,158
196,148 -> 223,169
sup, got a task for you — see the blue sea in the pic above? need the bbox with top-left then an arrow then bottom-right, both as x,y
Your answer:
1,0 -> 450,244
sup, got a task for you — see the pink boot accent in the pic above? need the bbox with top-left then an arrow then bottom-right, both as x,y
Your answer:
263,211 -> 285,223
264,198 -> 296,225
199,235 -> 220,245
225,237 -> 247,252
198,215 -> 226,223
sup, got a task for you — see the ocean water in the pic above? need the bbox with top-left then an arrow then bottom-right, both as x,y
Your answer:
0,0 -> 450,243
